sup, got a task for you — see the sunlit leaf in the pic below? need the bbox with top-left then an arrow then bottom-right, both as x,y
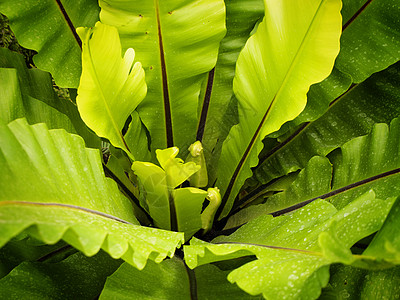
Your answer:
217,0 -> 342,218
76,21 -> 147,158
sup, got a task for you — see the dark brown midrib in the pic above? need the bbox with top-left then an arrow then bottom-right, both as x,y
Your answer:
184,260 -> 198,300
257,83 -> 357,167
342,0 -> 374,31
155,0 -> 174,147
255,0 -> 374,167
54,0 -> 82,49
196,68 -> 216,142
217,98 -> 276,217
271,167 -> 400,217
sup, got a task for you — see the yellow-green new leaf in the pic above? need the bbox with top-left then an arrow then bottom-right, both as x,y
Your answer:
77,21 -> 147,158
217,0 -> 342,218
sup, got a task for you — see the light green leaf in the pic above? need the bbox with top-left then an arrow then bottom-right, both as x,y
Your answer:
186,141 -> 208,188
76,21 -> 147,158
270,67 -> 352,140
0,202 -> 183,270
124,111 -> 151,162
199,0 -> 265,183
0,251 -> 121,300
217,0 -> 342,219
99,0 -> 226,153
131,149 -> 207,235
100,258 -> 259,300
236,117 -> 400,227
131,161 -> 170,230
0,0 -> 100,87
0,119 -> 184,269
156,147 -> 200,189
174,188 -> 207,240
185,192 -> 396,299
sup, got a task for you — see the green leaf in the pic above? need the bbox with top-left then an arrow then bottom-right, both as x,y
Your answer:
336,0 -> 400,83
124,111 -> 151,162
185,193 -> 396,299
99,0 -> 226,153
0,118 -> 135,222
237,118 -> 400,226
227,156 -> 333,227
254,61 -> 400,186
0,202 -> 184,270
131,148 -> 206,235
100,258 -> 259,299
156,147 -> 200,189
0,0 -> 100,87
198,0 -> 265,182
217,0 -> 342,219
270,67 -> 352,139
0,119 -> 184,269
0,237 -> 68,279
0,251 -> 121,300
0,68 -> 76,132
328,118 -> 400,209
320,264 -> 400,299
270,0 -> 400,142
76,21 -> 147,158
364,196 -> 400,261
174,188 -> 207,240
0,47 -> 100,148
131,161 -> 171,230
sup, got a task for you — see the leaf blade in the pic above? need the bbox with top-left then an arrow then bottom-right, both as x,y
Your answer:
76,22 -> 147,157
217,0 -> 342,218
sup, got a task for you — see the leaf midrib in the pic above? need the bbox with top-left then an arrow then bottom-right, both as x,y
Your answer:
85,32 -> 130,152
154,0 -> 174,148
256,0 -> 376,168
270,167 -> 400,217
54,0 -> 82,49
0,201 -> 135,225
220,0 -> 327,212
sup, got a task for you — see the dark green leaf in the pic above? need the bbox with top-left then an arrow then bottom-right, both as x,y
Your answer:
0,0 -> 100,87
0,251 -> 121,300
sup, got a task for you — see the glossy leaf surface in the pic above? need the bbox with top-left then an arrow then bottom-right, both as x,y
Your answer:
254,61 -> 400,185
185,193 -> 396,299
131,147 -> 205,235
76,22 -> 147,158
0,119 -> 184,269
199,0 -> 265,183
336,0 -> 400,83
99,0 -> 226,153
217,0 -> 342,218
0,0 -> 99,87
234,118 -> 400,226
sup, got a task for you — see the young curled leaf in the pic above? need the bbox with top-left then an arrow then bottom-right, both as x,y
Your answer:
156,147 -> 200,189
186,141 -> 209,188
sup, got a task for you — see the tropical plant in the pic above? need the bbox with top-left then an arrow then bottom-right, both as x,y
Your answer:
0,0 -> 400,299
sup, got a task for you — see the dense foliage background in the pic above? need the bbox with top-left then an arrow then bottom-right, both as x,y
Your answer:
1,1 -> 400,299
